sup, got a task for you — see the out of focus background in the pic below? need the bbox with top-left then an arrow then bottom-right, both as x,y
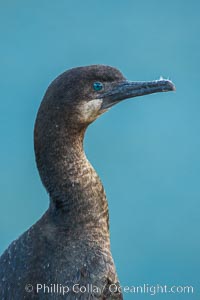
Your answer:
1,1 -> 200,299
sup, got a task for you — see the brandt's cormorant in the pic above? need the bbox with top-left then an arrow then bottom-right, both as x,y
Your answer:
0,65 -> 175,299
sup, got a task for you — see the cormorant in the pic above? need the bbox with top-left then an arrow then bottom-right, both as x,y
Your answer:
0,65 -> 175,299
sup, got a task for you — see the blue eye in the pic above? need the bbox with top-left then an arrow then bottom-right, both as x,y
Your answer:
93,82 -> 103,91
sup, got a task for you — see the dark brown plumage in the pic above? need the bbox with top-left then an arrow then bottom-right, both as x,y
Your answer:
0,65 -> 175,299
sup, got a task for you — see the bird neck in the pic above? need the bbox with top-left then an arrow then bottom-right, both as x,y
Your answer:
34,120 -> 109,243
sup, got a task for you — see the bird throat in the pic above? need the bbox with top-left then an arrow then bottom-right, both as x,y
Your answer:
34,117 -> 110,241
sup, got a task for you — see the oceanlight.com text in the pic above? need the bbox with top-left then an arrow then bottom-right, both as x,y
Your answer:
25,282 -> 194,296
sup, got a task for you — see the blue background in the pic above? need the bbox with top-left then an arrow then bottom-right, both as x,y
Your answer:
0,1 -> 200,299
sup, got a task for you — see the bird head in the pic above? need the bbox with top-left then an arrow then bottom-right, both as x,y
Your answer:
38,64 -> 175,129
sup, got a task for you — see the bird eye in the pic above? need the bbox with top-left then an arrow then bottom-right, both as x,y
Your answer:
93,82 -> 103,91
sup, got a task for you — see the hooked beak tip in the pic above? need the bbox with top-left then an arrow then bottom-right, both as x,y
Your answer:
156,78 -> 176,92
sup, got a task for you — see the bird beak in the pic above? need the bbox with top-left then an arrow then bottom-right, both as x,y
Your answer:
100,79 -> 176,110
